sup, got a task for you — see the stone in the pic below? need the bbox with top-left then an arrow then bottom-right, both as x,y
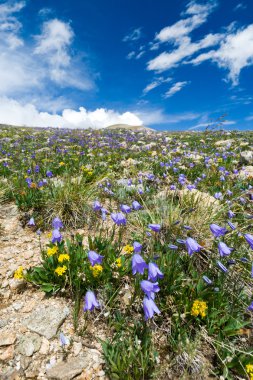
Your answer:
39,337 -> 50,355
240,150 -> 253,164
16,332 -> 42,357
46,357 -> 89,380
0,345 -> 14,361
8,278 -> 26,292
23,303 -> 69,339
238,166 -> 253,179
73,341 -> 82,356
0,331 -> 16,346
20,355 -> 32,370
215,139 -> 235,147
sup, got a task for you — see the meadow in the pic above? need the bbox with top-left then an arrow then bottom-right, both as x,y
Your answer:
0,125 -> 253,379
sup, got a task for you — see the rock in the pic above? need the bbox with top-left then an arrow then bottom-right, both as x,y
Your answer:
16,332 -> 42,356
23,302 -> 69,339
0,368 -> 20,380
238,166 -> 253,179
73,342 -> 82,356
39,337 -> 50,355
240,150 -> 253,164
46,357 -> 89,380
0,345 -> 14,361
215,139 -> 235,147
8,278 -> 26,292
20,355 -> 32,370
0,331 -> 16,346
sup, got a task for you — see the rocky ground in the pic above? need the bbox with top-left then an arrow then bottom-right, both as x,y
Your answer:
0,204 -> 107,380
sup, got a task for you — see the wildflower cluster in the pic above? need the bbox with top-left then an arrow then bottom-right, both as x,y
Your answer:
246,364 -> 253,380
191,300 -> 208,318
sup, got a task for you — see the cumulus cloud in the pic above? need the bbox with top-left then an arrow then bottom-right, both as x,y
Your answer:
164,81 -> 189,98
0,97 -> 143,128
0,1 -> 95,100
190,24 -> 253,85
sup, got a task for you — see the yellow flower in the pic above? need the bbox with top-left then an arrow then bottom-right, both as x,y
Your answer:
115,258 -> 122,268
55,265 -> 67,276
59,162 -> 65,166
191,300 -> 207,318
123,245 -> 134,254
47,231 -> 52,239
47,246 -> 58,256
58,254 -> 70,263
87,171 -> 93,176
246,364 -> 253,379
30,182 -> 37,189
14,266 -> 24,280
90,264 -> 103,277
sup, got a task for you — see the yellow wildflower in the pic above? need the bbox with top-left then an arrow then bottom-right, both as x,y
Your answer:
47,246 -> 58,256
90,264 -> 103,277
58,254 -> 70,263
59,162 -> 65,166
191,300 -> 207,318
123,245 -> 134,254
87,171 -> 93,175
55,265 -> 67,276
246,364 -> 253,380
47,231 -> 52,239
14,266 -> 24,280
115,258 -> 122,268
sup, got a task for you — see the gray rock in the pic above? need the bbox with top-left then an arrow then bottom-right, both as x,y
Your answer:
240,150 -> 253,164
17,332 -> 42,356
23,303 -> 69,339
46,357 -> 88,379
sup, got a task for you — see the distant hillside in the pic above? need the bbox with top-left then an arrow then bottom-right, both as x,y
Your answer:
106,123 -> 154,131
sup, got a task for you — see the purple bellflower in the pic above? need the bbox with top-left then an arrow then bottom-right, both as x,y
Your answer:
210,223 -> 227,238
143,297 -> 161,320
133,241 -> 142,253
148,263 -> 164,281
132,254 -> 148,275
141,280 -> 160,299
218,242 -> 232,257
88,250 -> 104,267
83,291 -> 100,311
111,212 -> 126,226
52,229 -> 62,244
185,237 -> 202,256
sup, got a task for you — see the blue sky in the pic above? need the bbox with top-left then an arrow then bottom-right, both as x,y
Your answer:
0,0 -> 253,130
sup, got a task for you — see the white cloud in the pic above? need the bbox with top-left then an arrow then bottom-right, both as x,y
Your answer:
123,27 -> 142,42
0,97 -> 143,128
191,24 -> 253,85
34,19 -> 74,68
147,33 -> 222,71
233,3 -> 247,11
126,51 -> 135,59
143,76 -> 171,95
0,2 -> 95,101
245,115 -> 253,121
164,81 -> 189,98
0,0 -> 25,49
155,1 -> 217,44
